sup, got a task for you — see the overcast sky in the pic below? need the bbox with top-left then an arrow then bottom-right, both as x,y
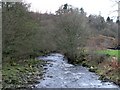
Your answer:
24,0 -> 118,20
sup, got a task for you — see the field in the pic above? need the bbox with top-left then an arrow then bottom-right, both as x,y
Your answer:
97,49 -> 120,58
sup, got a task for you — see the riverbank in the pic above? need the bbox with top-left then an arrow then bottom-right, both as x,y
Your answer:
2,58 -> 46,89
81,53 -> 120,86
2,51 -> 119,89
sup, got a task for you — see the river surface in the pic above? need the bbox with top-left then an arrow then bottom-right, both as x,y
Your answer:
35,53 -> 119,89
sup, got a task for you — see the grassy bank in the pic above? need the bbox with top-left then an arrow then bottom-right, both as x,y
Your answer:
97,49 -> 120,58
2,58 -> 46,89
81,50 -> 120,86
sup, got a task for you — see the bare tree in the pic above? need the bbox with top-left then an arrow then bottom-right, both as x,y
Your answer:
55,4 -> 89,63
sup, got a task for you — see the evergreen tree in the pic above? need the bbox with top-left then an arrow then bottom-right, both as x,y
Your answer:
106,16 -> 111,22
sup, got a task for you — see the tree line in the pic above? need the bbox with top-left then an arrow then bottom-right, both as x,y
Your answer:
2,2 -> 119,63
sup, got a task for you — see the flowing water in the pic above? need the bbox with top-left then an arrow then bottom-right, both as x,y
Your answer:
35,53 -> 119,89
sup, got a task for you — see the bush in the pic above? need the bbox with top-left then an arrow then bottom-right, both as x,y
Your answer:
2,2 -> 40,61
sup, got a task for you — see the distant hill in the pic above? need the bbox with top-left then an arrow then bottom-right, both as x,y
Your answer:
87,35 -> 117,50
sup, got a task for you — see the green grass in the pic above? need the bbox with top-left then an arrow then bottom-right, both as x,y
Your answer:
2,59 -> 45,89
97,49 -> 120,57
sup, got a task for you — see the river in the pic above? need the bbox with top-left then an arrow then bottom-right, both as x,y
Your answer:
34,53 -> 120,89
